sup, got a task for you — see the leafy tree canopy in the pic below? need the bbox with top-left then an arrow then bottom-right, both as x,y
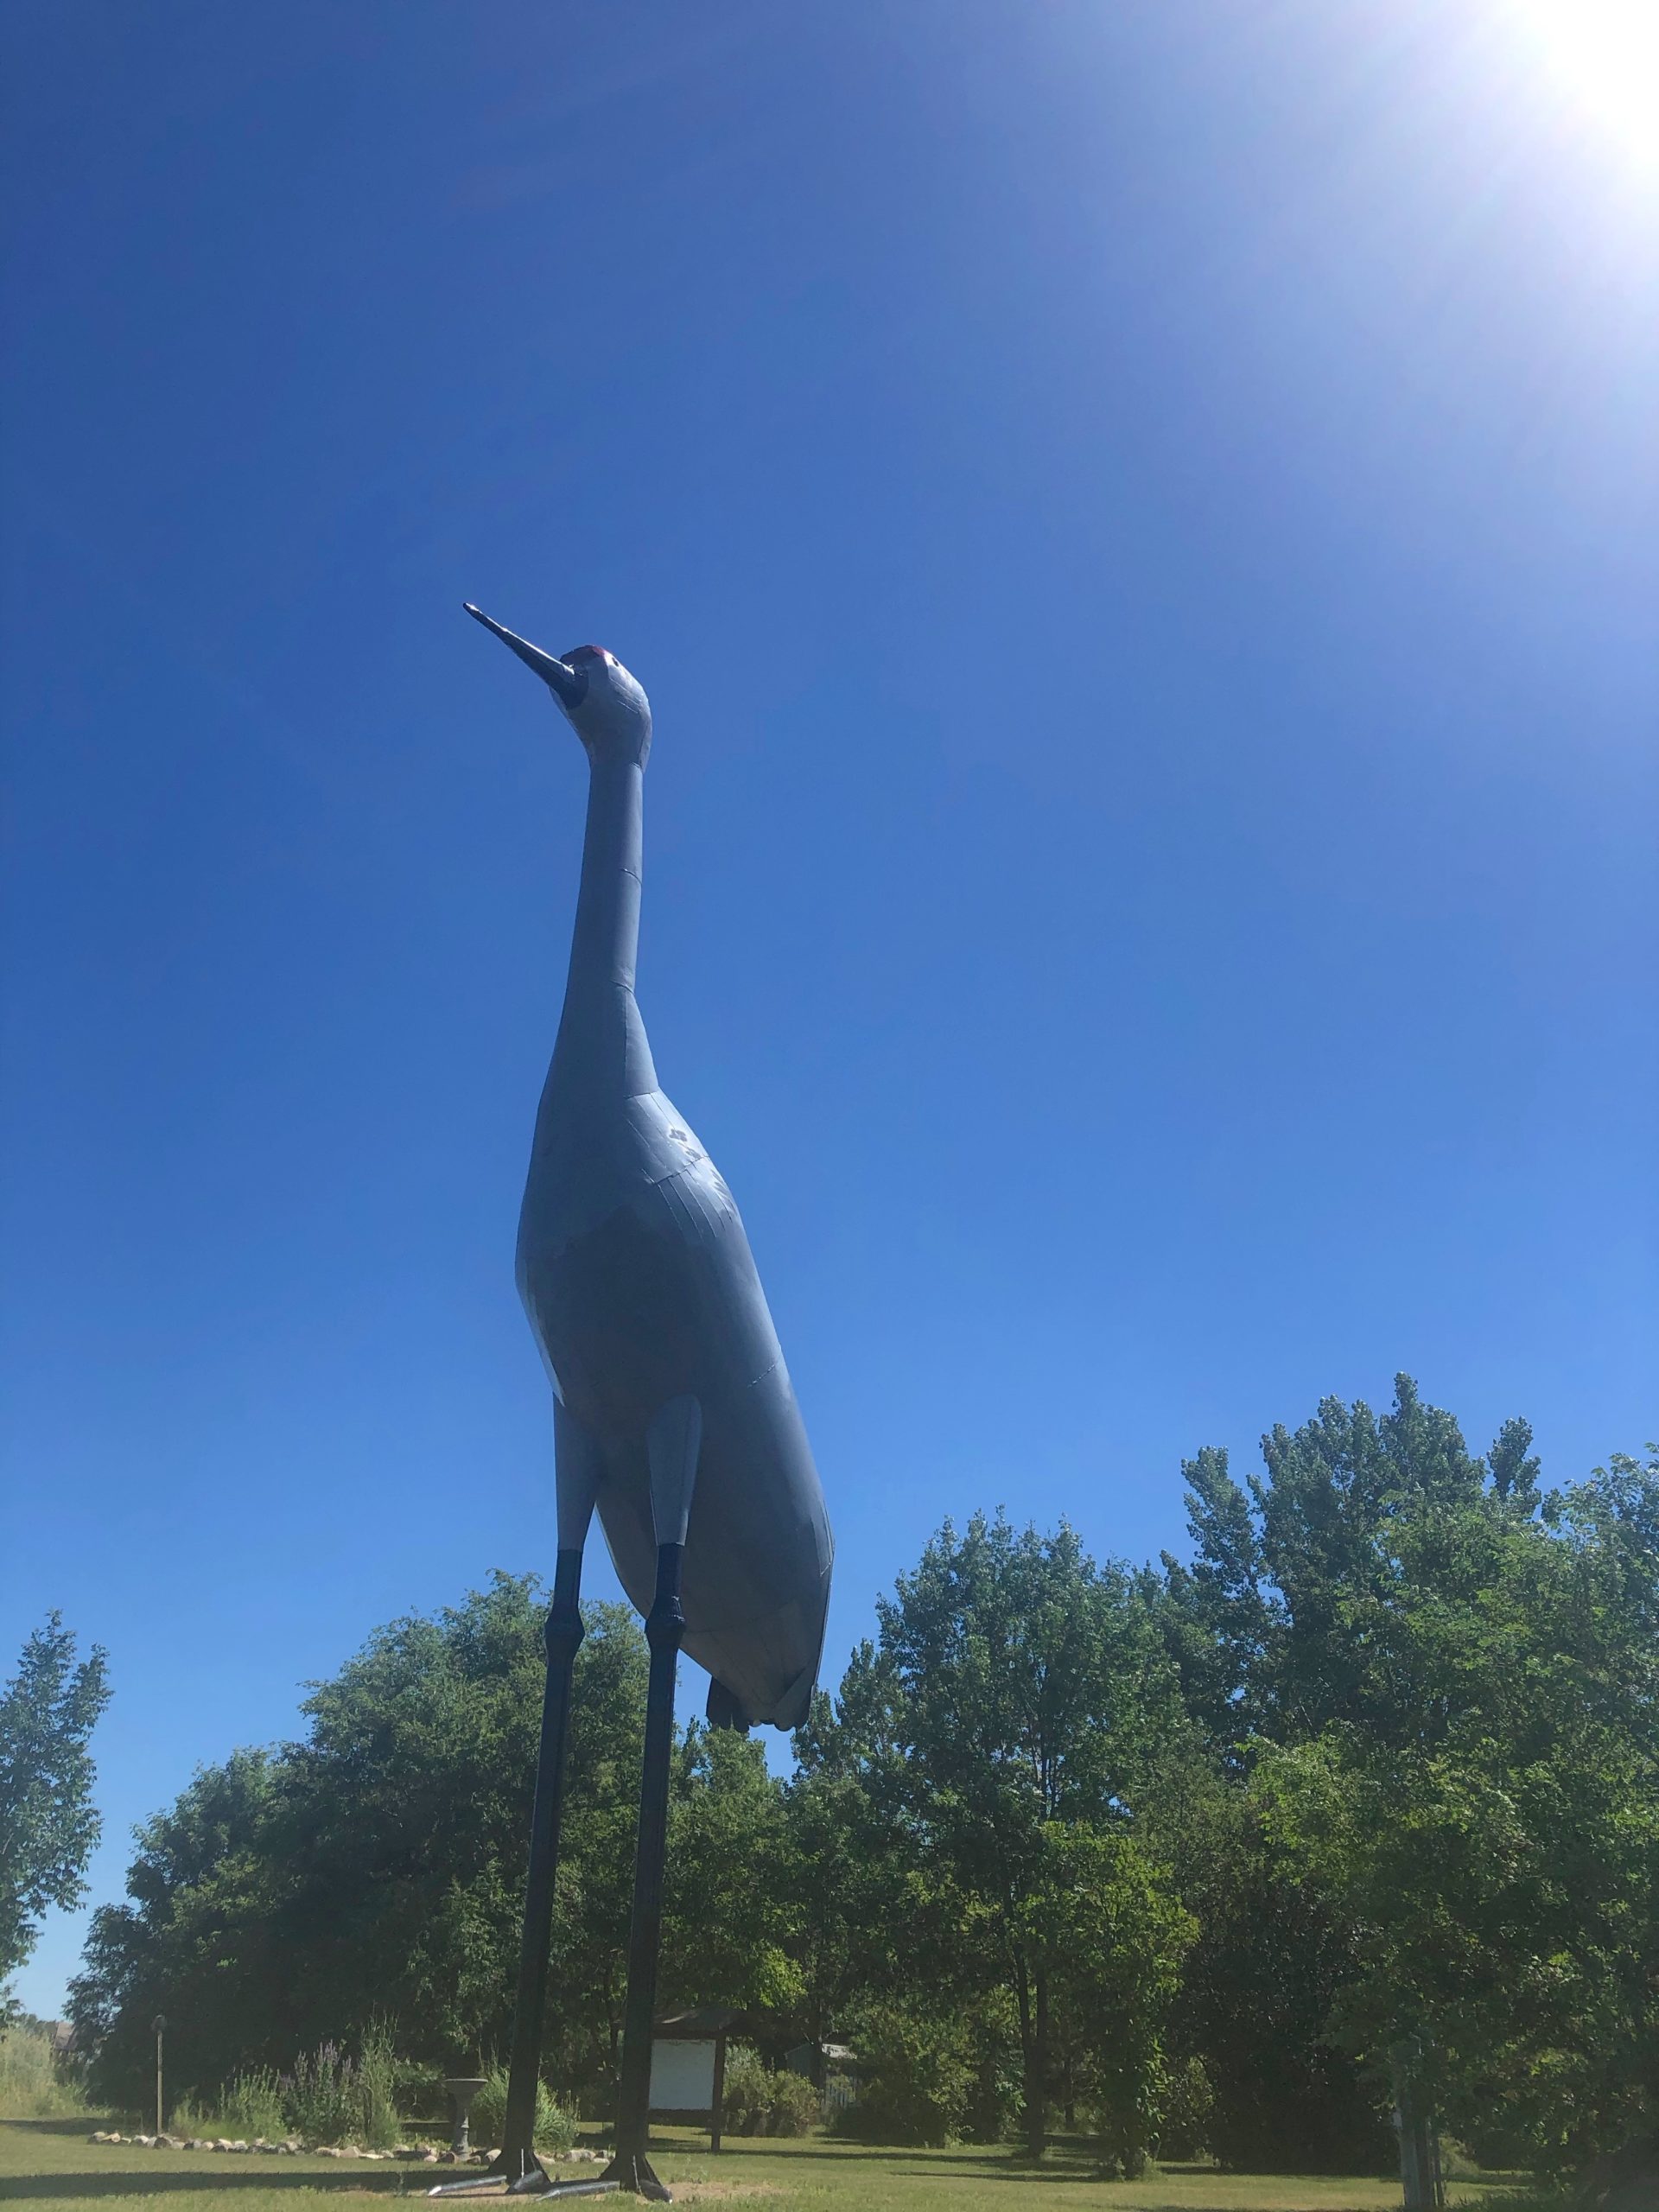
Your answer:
1,1613 -> 111,2000
67,1390 -> 1659,2189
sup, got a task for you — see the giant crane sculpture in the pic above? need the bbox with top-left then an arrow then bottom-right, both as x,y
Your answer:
439,608 -> 834,2203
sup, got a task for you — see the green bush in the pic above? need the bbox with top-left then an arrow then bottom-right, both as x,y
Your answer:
286,2043 -> 358,2145
720,2045 -> 768,2136
168,2035 -> 404,2147
719,2045 -> 819,2138
279,2030 -> 402,2147
829,2008 -> 971,2147
1092,2114 -> 1154,2182
960,1998 -> 1021,2145
764,2069 -> 821,2137
467,2066 -> 575,2153
393,2058 -> 448,2129
1154,2056 -> 1213,2162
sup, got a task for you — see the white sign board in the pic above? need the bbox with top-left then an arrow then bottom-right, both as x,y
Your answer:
649,2037 -> 717,2115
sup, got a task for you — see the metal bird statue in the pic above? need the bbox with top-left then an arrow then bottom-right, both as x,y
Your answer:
440,607 -> 834,2202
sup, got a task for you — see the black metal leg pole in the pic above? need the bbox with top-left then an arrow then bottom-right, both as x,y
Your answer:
603,1541 -> 684,2203
427,1444 -> 616,2207
499,1550 -> 586,2186
426,1548 -> 595,2203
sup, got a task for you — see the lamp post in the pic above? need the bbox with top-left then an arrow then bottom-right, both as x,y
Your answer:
151,2016 -> 167,2139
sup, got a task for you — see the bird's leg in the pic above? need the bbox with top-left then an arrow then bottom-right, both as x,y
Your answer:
432,1404 -> 602,2201
605,1396 -> 702,2204
502,1403 -> 605,2177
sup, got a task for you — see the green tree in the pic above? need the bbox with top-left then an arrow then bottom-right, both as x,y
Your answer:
826,1512 -> 1195,2158
1164,1774 -> 1393,2171
70,1748 -> 282,2106
71,1575 -> 647,2108
0,1614 -> 111,2002
661,1725 -> 801,2016
1255,1447 -> 1659,2180
832,1999 -> 976,2145
787,1691 -> 938,2076
1026,1821 -> 1195,2174
1154,1446 -> 1272,1751
1150,1378 -> 1563,2170
61,1381 -> 1659,2191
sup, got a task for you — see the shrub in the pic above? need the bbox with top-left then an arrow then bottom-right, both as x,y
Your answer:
763,2069 -> 822,2137
1092,2111 -> 1154,2182
720,2045 -> 819,2138
287,2043 -> 358,2145
393,2058 -> 448,2129
1153,2056 -> 1213,2163
167,2034 -> 406,2148
720,2046 -> 770,2137
830,2007 -> 971,2147
961,1999 -> 1021,2145
467,2065 -> 575,2153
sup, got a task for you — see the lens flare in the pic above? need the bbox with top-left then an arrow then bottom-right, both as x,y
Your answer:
1509,0 -> 1659,161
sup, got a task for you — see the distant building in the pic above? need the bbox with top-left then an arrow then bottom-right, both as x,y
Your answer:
784,2039 -> 861,2114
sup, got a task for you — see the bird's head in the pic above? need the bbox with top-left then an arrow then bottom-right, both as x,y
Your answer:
464,603 -> 652,766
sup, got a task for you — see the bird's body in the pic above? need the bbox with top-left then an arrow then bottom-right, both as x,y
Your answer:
480,615 -> 832,1731
518,1072 -> 831,1728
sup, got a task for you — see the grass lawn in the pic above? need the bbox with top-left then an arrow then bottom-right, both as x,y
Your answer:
0,2117 -> 1519,2212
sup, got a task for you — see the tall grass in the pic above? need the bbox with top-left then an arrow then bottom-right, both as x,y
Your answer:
168,2094 -> 225,2139
354,2023 -> 401,2151
1,2018 -> 407,2146
223,2066 -> 289,2139
0,2019 -> 87,2120
284,2029 -> 402,2147
468,2066 -> 575,2153
168,2069 -> 287,2142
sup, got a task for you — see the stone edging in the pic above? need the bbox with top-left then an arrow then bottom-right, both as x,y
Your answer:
86,2132 -> 606,2166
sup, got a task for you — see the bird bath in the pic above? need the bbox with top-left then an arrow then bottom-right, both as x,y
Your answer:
443,2078 -> 487,2157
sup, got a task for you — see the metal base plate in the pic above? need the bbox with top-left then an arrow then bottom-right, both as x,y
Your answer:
428,2175 -> 625,2202
427,2145 -> 631,2201
601,2152 -> 670,2202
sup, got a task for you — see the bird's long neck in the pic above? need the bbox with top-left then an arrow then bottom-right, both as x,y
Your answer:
551,751 -> 658,1100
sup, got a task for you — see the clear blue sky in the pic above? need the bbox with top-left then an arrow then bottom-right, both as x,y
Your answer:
3,1 -> 1655,2020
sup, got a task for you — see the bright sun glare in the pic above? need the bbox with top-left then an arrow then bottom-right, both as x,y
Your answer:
1510,0 -> 1659,162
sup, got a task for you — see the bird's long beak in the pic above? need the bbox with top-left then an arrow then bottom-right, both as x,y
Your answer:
463,602 -> 586,709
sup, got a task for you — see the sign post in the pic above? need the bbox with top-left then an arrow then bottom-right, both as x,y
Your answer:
151,2016 -> 167,2139
646,2007 -> 740,2154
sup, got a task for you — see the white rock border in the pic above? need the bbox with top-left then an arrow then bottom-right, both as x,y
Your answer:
87,2132 -> 606,2166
